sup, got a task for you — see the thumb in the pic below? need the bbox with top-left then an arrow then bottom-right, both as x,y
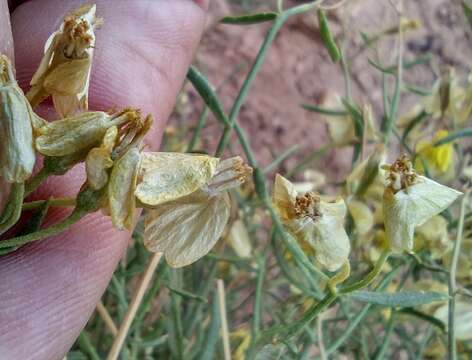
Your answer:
0,1 -> 208,359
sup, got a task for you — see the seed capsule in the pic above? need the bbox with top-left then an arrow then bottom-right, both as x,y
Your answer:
0,55 -> 42,183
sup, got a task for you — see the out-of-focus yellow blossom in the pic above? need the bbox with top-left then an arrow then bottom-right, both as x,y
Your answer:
227,219 -> 252,258
435,301 -> 472,340
0,55 -> 43,183
347,200 -> 374,235
27,4 -> 101,117
144,157 -> 252,267
273,174 -> 350,272
382,154 -> 462,252
443,239 -> 472,284
414,215 -> 451,259
415,130 -> 454,178
230,328 -> 251,360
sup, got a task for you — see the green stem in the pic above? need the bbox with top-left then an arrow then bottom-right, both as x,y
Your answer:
24,166 -> 49,196
215,2 -> 318,156
373,312 -> 397,360
0,209 -> 84,249
340,250 -> 390,294
448,191 -> 469,360
0,182 -> 25,236
22,197 -> 76,211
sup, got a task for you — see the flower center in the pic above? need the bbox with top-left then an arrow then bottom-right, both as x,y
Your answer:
294,192 -> 321,220
384,154 -> 418,192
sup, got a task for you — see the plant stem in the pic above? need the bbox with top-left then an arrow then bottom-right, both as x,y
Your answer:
448,191 -> 469,360
22,197 -> 76,211
0,182 -> 25,236
217,279 -> 232,360
215,2 -> 319,156
24,166 -> 49,196
106,252 -> 163,360
0,209 -> 84,249
373,311 -> 397,360
340,249 -> 390,294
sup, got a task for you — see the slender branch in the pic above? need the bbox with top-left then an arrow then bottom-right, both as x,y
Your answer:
106,252 -> 163,360
24,167 -> 49,196
448,191 -> 469,360
96,301 -> 118,337
217,279 -> 232,360
22,197 -> 76,211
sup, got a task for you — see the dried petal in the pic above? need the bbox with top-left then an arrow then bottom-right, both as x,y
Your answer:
135,152 -> 219,206
85,126 -> 117,190
36,110 -> 137,156
273,173 -> 298,221
27,4 -> 100,117
383,174 -> 462,252
347,199 -> 374,235
227,219 -> 252,258
0,55 -> 39,183
144,191 -> 231,267
108,146 -> 140,230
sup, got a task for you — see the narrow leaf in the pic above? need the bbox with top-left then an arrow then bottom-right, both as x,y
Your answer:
350,291 -> 448,307
221,12 -> 278,25
434,128 -> 472,146
317,9 -> 341,62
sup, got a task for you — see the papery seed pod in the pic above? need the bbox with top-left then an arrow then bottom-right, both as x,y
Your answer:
135,153 -> 219,206
273,174 -> 350,272
435,301 -> 472,340
85,126 -> 118,190
36,109 -> 138,157
27,4 -> 101,117
144,190 -> 231,268
382,155 -> 462,252
108,146 -> 141,230
0,55 -> 43,183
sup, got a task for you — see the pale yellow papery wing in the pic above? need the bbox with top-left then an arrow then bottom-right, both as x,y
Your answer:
272,174 -> 298,221
434,301 -> 472,340
108,147 -> 140,230
311,198 -> 350,272
384,176 -> 462,252
135,152 -> 219,206
144,191 -> 231,268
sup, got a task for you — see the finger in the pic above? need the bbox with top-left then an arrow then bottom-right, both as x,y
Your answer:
0,0 -> 14,212
0,1 -> 207,359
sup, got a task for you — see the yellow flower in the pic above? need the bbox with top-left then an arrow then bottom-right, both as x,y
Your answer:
382,155 -> 462,252
36,109 -> 139,157
415,130 -> 454,176
273,174 -> 350,272
0,55 -> 43,183
27,4 -> 101,117
144,157 -> 252,267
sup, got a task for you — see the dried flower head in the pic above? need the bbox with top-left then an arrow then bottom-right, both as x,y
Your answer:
35,109 -> 140,157
27,4 -> 101,117
0,55 -> 43,183
144,156 -> 252,267
382,154 -> 462,252
273,174 -> 350,272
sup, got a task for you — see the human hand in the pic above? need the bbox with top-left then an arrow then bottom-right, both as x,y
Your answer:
0,1 -> 207,358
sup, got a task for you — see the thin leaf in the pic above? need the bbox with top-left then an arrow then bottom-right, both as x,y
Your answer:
350,291 -> 448,307
221,12 -> 278,25
434,128 -> 472,146
301,103 -> 348,116
317,9 -> 341,62
168,286 -> 208,303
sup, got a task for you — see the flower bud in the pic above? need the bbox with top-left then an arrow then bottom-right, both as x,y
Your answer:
0,55 -> 42,183
27,4 -> 101,117
36,109 -> 139,157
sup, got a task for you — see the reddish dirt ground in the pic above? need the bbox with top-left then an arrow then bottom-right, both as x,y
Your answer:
170,0 -> 472,182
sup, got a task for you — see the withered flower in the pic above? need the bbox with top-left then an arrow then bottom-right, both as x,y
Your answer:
27,4 -> 101,117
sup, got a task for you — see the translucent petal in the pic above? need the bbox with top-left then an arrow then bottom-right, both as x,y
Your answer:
85,126 -> 117,190
108,147 -> 140,230
310,199 -> 350,272
272,174 -> 298,221
144,191 -> 231,267
435,301 -> 472,340
135,152 -> 219,206
227,219 -> 252,258
383,176 -> 462,252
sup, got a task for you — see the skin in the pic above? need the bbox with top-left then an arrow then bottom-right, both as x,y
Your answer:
0,0 -> 208,359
